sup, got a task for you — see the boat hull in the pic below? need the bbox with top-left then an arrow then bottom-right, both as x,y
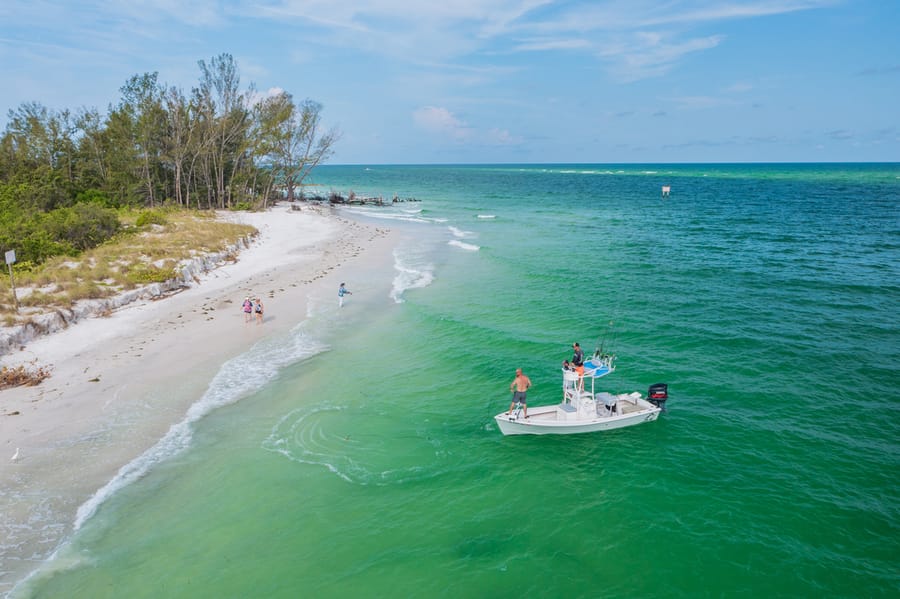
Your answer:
494,401 -> 660,436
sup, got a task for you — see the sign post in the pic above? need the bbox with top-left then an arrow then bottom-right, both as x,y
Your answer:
5,250 -> 18,313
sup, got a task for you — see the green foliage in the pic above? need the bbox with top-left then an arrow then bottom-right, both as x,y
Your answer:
0,54 -> 339,215
42,204 -> 121,251
229,201 -> 253,211
135,209 -> 168,227
75,189 -> 116,208
123,264 -> 174,285
14,227 -> 73,264
0,182 -> 121,265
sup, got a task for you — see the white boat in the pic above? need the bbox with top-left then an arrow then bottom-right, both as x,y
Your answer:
494,354 -> 668,436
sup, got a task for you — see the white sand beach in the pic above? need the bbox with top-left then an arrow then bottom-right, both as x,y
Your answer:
0,204 -> 396,592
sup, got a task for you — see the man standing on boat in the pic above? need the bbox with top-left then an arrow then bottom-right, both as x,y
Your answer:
572,342 -> 585,390
507,368 -> 532,419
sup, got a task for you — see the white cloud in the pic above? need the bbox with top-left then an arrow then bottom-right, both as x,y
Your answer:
412,106 -> 524,146
602,33 -> 725,81
513,38 -> 592,52
486,127 -> 523,145
413,106 -> 473,140
248,86 -> 286,106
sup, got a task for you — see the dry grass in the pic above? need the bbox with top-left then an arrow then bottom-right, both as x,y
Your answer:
0,210 -> 257,323
0,360 -> 52,389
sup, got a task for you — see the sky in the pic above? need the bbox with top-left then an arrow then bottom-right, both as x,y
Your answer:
1,0 -> 898,164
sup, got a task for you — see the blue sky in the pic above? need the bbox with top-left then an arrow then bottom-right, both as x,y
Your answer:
1,0 -> 897,164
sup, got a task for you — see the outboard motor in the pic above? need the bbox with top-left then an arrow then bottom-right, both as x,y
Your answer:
647,383 -> 668,410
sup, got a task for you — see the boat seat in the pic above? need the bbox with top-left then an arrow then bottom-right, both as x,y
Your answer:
596,392 -> 617,417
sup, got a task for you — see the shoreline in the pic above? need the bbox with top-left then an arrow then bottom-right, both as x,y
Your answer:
0,203 -> 398,594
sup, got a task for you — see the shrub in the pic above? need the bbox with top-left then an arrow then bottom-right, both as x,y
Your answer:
124,264 -> 173,285
135,209 -> 168,227
75,189 -> 116,208
43,204 -> 121,251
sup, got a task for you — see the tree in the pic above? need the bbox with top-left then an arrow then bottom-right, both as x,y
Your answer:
259,93 -> 340,203
162,85 -> 195,207
0,54 -> 339,217
74,107 -> 109,189
194,54 -> 251,208
1,102 -> 77,210
119,73 -> 166,207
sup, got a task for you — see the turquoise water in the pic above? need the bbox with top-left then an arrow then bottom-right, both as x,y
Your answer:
15,164 -> 900,597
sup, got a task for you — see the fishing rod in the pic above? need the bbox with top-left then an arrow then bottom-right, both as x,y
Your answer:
594,319 -> 615,359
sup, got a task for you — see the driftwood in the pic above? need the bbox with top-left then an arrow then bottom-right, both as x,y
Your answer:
290,191 -> 421,206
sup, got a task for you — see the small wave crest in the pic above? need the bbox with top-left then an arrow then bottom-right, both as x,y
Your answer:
390,246 -> 434,303
476,214 -> 495,219
72,327 -> 328,530
448,240 -> 480,252
448,226 -> 475,239
340,206 -> 438,225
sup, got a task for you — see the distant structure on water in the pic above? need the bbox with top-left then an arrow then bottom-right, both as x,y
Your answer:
661,185 -> 671,198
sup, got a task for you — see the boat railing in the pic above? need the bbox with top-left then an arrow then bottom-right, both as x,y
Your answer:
562,369 -> 582,403
584,353 -> 616,377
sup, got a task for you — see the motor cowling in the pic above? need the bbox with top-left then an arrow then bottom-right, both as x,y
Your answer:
647,383 -> 668,410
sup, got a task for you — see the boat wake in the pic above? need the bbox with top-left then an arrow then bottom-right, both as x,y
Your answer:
263,405 -> 450,486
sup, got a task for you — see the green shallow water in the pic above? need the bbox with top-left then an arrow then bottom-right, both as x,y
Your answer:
15,164 -> 900,597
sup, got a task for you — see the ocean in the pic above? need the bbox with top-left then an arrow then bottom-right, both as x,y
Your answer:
11,164 -> 900,597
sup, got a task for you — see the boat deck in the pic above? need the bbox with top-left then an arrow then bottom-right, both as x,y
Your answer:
513,394 -> 650,423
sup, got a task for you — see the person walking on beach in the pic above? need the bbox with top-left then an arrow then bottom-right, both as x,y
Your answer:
242,297 -> 253,323
254,298 -> 264,324
338,283 -> 352,307
507,368 -> 532,418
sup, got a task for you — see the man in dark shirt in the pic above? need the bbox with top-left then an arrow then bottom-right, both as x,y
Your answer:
572,342 -> 585,390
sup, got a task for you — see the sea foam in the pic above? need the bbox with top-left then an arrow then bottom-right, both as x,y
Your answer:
390,246 -> 434,303
72,325 -> 328,531
448,240 -> 480,251
448,226 -> 475,239
340,206 -> 436,225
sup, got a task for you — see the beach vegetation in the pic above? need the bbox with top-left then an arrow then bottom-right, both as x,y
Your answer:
0,211 -> 255,322
0,53 -> 327,325
0,360 -> 52,389
135,209 -> 168,227
0,51 -> 338,268
255,93 -> 339,203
